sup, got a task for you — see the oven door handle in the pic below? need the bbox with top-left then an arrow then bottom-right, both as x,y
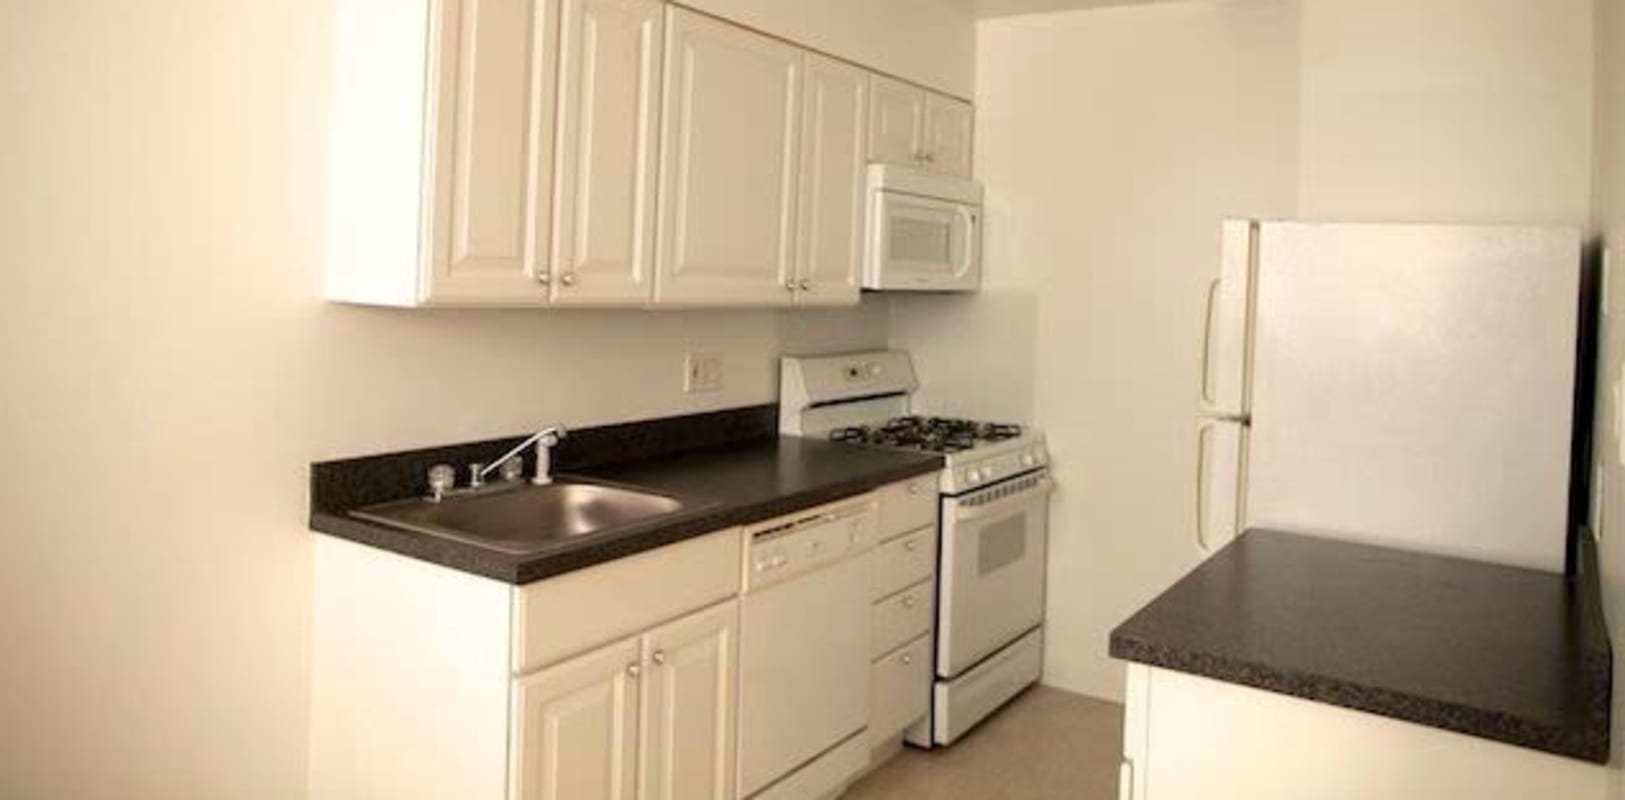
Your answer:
953,478 -> 1053,522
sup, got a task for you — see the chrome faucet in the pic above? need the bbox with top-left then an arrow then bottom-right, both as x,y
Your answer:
425,425 -> 570,502
481,425 -> 569,487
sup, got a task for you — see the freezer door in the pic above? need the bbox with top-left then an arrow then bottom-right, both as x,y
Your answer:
1195,419 -> 1244,557
1201,220 -> 1257,417
1245,223 -> 1580,572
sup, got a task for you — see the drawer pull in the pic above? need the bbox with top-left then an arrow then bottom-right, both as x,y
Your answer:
901,653 -> 913,665
901,595 -> 917,609
907,482 -> 922,495
904,539 -> 919,552
626,663 -> 641,679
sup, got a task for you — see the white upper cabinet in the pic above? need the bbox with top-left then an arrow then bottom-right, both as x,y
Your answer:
867,74 -> 926,169
867,73 -> 972,177
550,0 -> 664,305
923,92 -> 973,177
325,0 -> 972,308
656,8 -> 802,305
793,54 -> 868,305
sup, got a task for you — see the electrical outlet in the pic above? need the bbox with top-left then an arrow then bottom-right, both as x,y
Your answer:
685,352 -> 724,393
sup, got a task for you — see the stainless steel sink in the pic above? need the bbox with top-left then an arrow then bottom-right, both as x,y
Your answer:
351,481 -> 689,555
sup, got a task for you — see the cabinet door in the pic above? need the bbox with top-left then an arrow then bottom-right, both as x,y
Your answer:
551,0 -> 662,305
867,74 -> 925,168
511,636 -> 642,800
427,0 -> 558,304
656,8 -> 801,305
794,54 -> 867,306
923,92 -> 974,177
639,601 -> 738,800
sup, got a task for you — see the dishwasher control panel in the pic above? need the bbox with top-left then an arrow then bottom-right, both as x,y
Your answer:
745,501 -> 876,590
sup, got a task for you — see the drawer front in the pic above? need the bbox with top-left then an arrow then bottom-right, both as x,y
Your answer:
872,579 -> 934,659
877,477 -> 936,541
514,527 -> 743,675
870,634 -> 932,746
873,526 -> 935,598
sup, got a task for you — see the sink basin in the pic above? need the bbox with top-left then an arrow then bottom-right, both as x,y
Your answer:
351,480 -> 689,555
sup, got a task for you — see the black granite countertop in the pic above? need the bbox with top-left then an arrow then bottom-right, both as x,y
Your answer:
1109,529 -> 1611,763
309,407 -> 942,584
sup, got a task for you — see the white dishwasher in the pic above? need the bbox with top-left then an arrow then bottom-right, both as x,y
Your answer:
738,498 -> 876,800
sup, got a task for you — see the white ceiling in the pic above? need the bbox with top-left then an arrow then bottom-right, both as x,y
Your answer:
948,0 -> 1179,18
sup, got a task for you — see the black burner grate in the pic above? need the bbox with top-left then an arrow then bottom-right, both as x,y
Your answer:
828,415 -> 1023,454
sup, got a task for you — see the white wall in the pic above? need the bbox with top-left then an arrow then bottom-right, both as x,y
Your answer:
0,2 -> 885,797
680,0 -> 976,96
895,0 -> 1600,702
1298,0 -> 1596,224
895,0 -> 1303,699
1590,0 -> 1625,796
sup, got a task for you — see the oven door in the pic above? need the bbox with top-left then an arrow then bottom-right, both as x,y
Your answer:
937,470 -> 1051,678
864,190 -> 980,291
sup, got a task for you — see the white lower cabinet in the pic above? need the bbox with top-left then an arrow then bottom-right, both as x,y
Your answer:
512,636 -> 643,800
513,600 -> 737,800
1119,664 -> 1607,800
866,478 -> 941,755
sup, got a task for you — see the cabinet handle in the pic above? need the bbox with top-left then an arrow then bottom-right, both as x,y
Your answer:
784,280 -> 797,292
923,152 -> 936,164
900,653 -> 913,665
535,271 -> 551,286
799,279 -> 812,291
904,539 -> 919,552
626,663 -> 641,679
651,650 -> 666,666
560,271 -> 578,287
902,594 -> 916,609
907,482 -> 921,495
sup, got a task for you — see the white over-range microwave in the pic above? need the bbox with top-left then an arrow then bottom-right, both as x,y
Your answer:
863,164 -> 983,292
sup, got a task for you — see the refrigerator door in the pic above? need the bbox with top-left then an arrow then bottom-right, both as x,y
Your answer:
1245,223 -> 1580,572
1195,418 -> 1245,555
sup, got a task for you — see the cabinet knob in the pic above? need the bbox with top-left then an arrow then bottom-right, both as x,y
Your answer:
626,663 -> 641,679
900,653 -> 913,665
923,152 -> 936,164
902,594 -> 916,609
785,280 -> 797,292
907,482 -> 921,495
651,650 -> 666,666
535,271 -> 551,285
799,279 -> 812,291
560,271 -> 578,287
904,539 -> 919,552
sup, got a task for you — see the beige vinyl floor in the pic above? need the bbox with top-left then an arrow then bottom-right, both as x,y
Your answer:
844,686 -> 1125,800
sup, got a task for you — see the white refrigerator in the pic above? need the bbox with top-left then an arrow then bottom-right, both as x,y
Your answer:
1197,221 -> 1582,573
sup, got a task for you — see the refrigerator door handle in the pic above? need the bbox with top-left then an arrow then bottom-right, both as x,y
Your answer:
1196,421 -> 1212,553
1199,277 -> 1221,405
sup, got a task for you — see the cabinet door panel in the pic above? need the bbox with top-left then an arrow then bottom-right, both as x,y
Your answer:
511,637 -> 641,800
924,92 -> 973,177
867,74 -> 924,168
429,0 -> 557,303
657,8 -> 801,305
552,0 -> 662,304
795,54 -> 866,306
640,601 -> 738,800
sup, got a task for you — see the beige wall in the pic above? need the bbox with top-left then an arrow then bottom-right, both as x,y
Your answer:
1298,0 -> 1595,224
1590,0 -> 1625,795
0,2 -> 885,797
895,0 -> 1303,699
679,0 -> 976,95
895,0 -> 1600,702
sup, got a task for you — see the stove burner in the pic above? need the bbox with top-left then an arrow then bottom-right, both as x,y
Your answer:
829,416 -> 1023,454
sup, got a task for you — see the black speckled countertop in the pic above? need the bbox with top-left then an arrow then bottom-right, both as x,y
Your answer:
309,406 -> 942,584
1109,529 -> 1611,763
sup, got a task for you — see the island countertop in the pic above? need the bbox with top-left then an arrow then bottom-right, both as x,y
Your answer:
1109,529 -> 1611,763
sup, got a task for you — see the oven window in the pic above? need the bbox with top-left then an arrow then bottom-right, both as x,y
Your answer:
978,513 -> 1028,576
890,217 -> 953,265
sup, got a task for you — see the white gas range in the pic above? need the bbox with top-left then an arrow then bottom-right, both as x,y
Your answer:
780,350 -> 1051,747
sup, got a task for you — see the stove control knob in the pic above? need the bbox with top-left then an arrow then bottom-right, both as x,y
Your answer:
866,362 -> 883,377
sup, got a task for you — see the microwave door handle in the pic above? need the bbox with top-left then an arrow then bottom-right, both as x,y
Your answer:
955,478 -> 1053,522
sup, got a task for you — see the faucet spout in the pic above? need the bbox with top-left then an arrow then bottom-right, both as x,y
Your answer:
478,424 -> 569,485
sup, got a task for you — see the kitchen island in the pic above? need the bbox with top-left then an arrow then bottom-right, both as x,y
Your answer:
1110,529 -> 1611,799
